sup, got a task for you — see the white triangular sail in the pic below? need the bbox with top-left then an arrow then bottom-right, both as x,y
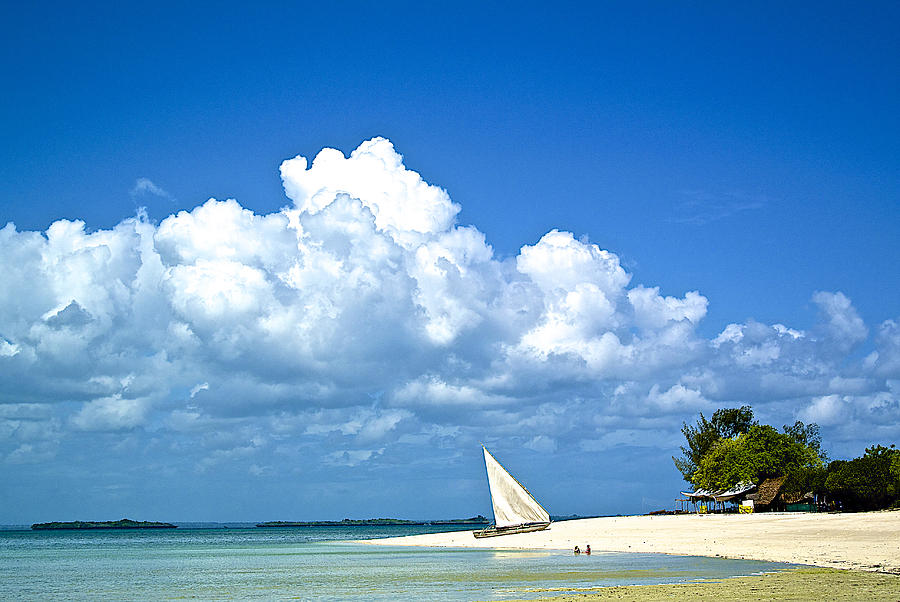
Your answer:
483,447 -> 550,528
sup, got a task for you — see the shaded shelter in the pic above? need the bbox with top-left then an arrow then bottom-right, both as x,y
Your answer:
681,482 -> 756,513
745,476 -> 787,511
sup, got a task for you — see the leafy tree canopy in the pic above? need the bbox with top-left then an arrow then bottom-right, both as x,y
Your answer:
824,445 -> 900,511
692,424 -> 824,492
712,407 -> 756,439
783,420 -> 824,460
674,406 -> 899,511
672,406 -> 756,481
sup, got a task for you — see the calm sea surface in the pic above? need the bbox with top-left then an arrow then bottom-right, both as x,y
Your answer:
0,524 -> 793,600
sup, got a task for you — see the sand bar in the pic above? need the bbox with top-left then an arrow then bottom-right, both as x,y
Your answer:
361,511 -> 900,574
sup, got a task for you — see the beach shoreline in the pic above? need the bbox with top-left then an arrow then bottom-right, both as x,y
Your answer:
358,510 -> 900,574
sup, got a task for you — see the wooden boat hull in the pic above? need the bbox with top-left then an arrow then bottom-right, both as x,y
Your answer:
473,522 -> 550,538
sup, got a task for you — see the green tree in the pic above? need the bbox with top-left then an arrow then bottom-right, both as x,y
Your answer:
692,424 -> 824,491
672,406 -> 755,482
781,420 -> 828,495
783,420 -> 825,460
712,407 -> 756,439
825,445 -> 900,511
689,436 -> 747,489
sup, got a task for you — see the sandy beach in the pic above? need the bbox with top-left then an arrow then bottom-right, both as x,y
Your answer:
361,511 -> 900,574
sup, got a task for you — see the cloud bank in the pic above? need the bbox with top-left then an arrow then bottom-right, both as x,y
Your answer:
1,137 -> 897,518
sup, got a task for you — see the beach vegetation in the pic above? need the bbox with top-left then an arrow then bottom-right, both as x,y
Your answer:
674,407 -> 826,498
691,424 -> 824,494
782,420 -> 824,459
672,405 -> 756,481
824,445 -> 900,511
676,407 -> 900,511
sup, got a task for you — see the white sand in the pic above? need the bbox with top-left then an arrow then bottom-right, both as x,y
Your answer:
360,511 -> 900,573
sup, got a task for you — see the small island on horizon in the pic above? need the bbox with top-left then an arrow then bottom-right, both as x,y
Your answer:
32,518 -> 177,530
256,516 -> 490,527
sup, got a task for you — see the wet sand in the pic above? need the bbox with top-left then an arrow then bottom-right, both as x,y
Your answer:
361,511 -> 900,574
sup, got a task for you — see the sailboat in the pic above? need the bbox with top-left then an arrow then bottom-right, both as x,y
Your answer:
474,446 -> 551,538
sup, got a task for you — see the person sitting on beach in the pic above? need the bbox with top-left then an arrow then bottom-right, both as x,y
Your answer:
574,545 -> 580,555
585,545 -> 591,555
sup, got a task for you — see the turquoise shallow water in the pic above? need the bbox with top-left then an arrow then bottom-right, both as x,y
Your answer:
0,525 -> 793,600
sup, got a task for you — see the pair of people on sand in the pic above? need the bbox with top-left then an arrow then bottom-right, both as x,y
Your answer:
573,545 -> 591,555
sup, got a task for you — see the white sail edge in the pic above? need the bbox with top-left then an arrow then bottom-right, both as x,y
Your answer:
483,447 -> 550,528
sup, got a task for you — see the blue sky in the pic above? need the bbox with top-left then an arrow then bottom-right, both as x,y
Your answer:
0,2 -> 898,523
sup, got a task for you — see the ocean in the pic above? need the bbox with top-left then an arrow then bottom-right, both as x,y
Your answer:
0,524 -> 793,600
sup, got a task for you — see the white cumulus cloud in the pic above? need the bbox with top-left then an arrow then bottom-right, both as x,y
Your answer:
0,136 -> 896,502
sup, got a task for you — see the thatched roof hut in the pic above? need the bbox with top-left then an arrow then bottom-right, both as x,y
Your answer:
745,475 -> 787,509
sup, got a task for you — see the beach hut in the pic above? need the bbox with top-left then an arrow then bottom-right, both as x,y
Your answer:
680,488 -> 715,513
744,476 -> 787,511
680,482 -> 756,513
712,482 -> 755,505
